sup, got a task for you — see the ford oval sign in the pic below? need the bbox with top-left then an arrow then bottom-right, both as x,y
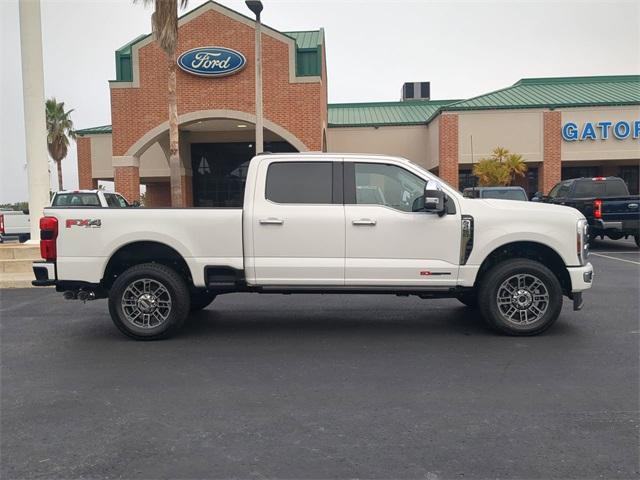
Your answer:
177,46 -> 246,77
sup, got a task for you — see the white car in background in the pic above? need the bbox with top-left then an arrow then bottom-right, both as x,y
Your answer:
51,190 -> 133,208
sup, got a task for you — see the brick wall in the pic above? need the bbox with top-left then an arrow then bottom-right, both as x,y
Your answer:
541,111 -> 562,194
110,8 -> 326,158
114,166 -> 140,203
77,137 -> 93,189
145,182 -> 171,207
438,114 -> 459,189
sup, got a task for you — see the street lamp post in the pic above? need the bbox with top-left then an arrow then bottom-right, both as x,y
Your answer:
19,0 -> 51,244
246,1 -> 264,154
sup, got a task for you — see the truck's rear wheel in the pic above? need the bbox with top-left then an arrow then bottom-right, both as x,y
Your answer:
108,263 -> 191,340
478,259 -> 562,336
190,290 -> 217,311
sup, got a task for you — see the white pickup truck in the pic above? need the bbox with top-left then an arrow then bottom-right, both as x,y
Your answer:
32,153 -> 593,340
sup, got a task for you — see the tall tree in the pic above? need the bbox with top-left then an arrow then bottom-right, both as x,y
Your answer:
45,98 -> 76,191
135,0 -> 189,207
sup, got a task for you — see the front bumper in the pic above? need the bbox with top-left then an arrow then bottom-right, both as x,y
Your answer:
567,262 -> 594,293
32,261 -> 56,287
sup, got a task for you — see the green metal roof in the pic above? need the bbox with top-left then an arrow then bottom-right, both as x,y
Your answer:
285,31 -> 322,50
328,100 -> 459,127
444,75 -> 640,111
75,125 -> 113,136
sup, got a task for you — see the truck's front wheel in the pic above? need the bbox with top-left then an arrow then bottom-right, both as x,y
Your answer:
108,263 -> 191,340
478,259 -> 563,336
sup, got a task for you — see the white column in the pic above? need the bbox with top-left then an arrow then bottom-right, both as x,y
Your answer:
254,17 -> 264,154
19,0 -> 50,243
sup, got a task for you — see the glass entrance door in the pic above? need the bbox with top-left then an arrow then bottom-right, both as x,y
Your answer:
191,142 -> 296,207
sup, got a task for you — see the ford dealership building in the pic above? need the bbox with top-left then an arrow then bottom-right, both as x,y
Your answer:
75,1 -> 640,206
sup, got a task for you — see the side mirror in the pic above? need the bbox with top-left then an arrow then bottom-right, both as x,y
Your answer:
423,189 -> 447,216
531,191 -> 547,202
22,209 -> 29,215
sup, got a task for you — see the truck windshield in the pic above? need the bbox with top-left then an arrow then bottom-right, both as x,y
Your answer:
52,193 -> 100,207
481,189 -> 527,201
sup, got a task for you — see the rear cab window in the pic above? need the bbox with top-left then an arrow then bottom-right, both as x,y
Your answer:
266,162 -> 335,204
52,193 -> 101,207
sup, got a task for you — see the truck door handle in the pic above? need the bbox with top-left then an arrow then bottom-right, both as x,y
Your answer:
352,219 -> 377,226
259,218 -> 284,225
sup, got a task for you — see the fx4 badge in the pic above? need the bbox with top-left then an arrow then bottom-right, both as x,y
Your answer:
66,219 -> 102,228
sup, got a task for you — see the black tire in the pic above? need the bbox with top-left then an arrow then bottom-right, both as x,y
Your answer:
478,259 -> 563,336
108,263 -> 191,340
635,235 -> 639,249
190,290 -> 217,311
457,292 -> 477,308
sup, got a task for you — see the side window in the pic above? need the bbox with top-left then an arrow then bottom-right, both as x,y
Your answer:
549,182 -> 570,199
104,194 -> 120,208
266,162 -> 333,204
115,195 -> 130,207
353,163 -> 426,212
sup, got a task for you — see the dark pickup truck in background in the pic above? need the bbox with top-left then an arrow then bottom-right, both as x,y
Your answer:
534,177 -> 640,247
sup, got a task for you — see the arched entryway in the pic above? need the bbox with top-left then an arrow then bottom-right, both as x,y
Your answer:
125,110 -> 307,207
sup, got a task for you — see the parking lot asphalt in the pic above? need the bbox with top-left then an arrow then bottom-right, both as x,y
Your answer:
1,238 -> 639,479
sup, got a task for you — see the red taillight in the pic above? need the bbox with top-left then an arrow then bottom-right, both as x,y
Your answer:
593,199 -> 603,219
0,214 -> 4,235
39,216 -> 58,261
592,176 -> 606,181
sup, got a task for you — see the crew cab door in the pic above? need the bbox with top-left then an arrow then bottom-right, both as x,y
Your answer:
344,162 -> 461,286
247,158 -> 345,285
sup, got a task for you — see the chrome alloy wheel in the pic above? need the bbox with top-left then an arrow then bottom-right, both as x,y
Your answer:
121,278 -> 172,329
496,273 -> 550,326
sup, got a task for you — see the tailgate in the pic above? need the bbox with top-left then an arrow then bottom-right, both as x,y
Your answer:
601,197 -> 640,222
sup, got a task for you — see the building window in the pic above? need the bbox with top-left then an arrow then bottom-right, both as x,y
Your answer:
458,169 -> 477,191
618,166 -> 639,195
561,166 -> 600,180
525,167 -> 538,197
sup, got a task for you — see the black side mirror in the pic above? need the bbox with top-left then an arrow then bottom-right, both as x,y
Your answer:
22,209 -> 29,215
423,189 -> 447,216
531,191 -> 547,202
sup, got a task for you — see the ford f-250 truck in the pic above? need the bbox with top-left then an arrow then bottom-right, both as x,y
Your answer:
32,153 -> 594,340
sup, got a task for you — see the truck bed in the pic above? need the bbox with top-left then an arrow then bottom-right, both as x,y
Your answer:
46,207 -> 244,287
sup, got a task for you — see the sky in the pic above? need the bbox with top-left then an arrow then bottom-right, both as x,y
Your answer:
1,0 -> 639,203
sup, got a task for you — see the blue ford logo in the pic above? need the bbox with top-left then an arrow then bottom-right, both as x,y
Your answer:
177,46 -> 246,77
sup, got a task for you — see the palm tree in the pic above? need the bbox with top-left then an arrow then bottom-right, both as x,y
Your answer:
135,0 -> 189,207
473,158 -> 510,186
504,152 -> 528,185
45,98 -> 76,191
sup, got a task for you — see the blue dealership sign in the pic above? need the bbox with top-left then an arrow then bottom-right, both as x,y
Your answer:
562,120 -> 640,141
177,46 -> 246,77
